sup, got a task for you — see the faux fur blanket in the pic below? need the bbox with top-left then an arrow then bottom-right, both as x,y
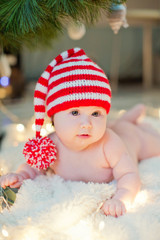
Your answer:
0,118 -> 160,240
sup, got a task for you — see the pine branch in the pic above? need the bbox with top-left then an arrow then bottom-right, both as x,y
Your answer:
0,0 -> 126,49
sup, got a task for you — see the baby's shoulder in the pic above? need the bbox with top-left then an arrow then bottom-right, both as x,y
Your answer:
104,128 -> 121,142
103,128 -> 125,153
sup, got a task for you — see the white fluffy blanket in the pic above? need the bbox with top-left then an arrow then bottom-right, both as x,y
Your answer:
0,118 -> 160,240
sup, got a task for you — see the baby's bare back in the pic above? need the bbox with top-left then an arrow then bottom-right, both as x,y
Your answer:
111,120 -> 160,161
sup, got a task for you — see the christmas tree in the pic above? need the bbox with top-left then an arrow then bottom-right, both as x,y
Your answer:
0,0 -> 126,49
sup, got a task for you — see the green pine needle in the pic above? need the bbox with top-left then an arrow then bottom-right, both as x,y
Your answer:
0,0 -> 126,49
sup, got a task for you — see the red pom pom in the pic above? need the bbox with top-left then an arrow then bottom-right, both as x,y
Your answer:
23,136 -> 57,170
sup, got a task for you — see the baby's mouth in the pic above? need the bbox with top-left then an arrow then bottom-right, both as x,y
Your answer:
77,134 -> 91,138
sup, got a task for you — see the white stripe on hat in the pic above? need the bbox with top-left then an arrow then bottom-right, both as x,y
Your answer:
49,69 -> 107,86
47,80 -> 111,98
49,59 -> 57,68
60,50 -> 69,60
41,71 -> 50,79
34,97 -> 46,106
53,60 -> 102,72
35,83 -> 48,93
35,112 -> 46,119
47,93 -> 111,112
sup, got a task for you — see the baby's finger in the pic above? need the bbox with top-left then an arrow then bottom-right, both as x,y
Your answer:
115,204 -> 122,217
108,204 -> 116,217
102,203 -> 109,216
5,175 -> 17,187
8,175 -> 18,184
10,181 -> 22,188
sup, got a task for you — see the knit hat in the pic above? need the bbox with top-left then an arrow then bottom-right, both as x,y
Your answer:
23,47 -> 111,170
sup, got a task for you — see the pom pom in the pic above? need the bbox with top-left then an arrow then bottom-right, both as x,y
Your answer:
23,136 -> 57,170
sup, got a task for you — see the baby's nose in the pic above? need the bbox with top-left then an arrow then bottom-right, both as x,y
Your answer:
80,116 -> 92,129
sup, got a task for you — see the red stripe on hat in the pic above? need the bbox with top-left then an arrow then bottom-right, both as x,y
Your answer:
47,86 -> 111,106
34,105 -> 45,112
36,131 -> 40,138
37,77 -> 48,87
55,54 -> 63,65
57,58 -> 87,66
67,48 -> 75,57
34,90 -> 46,100
47,99 -> 111,117
45,65 -> 53,73
52,65 -> 104,77
48,74 -> 109,91
73,49 -> 85,57
35,119 -> 44,125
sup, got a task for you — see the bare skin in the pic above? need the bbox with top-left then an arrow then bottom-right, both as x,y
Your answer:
0,104 -> 160,217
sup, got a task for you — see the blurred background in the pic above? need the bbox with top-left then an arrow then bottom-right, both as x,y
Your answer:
0,0 -> 160,151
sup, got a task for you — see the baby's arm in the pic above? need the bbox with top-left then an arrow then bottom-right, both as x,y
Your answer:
102,130 -> 141,217
0,163 -> 45,189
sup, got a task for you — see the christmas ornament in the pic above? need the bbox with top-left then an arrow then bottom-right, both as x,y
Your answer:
67,21 -> 86,40
108,2 -> 128,34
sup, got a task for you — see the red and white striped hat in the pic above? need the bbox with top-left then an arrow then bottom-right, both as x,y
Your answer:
23,47 -> 111,170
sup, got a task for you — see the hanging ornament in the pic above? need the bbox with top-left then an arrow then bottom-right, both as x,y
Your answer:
108,2 -> 129,34
67,21 -> 86,40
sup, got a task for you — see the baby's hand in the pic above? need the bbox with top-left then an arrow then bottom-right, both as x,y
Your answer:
101,199 -> 126,217
0,173 -> 24,189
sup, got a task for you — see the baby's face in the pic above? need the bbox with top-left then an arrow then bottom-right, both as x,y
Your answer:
53,106 -> 107,151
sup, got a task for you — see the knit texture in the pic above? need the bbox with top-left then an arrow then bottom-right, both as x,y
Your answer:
34,47 -> 111,137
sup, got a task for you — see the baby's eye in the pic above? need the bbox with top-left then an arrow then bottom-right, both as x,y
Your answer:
92,111 -> 100,117
71,110 -> 79,116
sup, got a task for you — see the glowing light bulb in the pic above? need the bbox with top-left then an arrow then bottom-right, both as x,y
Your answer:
134,190 -> 148,205
99,221 -> 105,231
41,128 -> 47,136
23,228 -> 39,240
46,123 -> 53,132
2,227 -> 9,237
0,76 -> 10,87
32,123 -> 36,131
16,124 -> 25,132
118,109 -> 126,116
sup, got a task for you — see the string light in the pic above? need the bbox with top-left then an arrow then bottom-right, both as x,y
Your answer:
99,221 -> 105,231
41,128 -> 47,137
1,226 -> 9,238
23,227 -> 39,240
16,124 -> 25,132
32,123 -> 36,131
46,123 -> 54,132
134,190 -> 148,206
0,76 -> 10,87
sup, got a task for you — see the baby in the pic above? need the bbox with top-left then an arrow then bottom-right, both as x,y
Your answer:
0,48 -> 160,217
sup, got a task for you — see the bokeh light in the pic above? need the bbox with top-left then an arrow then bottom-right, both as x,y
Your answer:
0,76 -> 10,87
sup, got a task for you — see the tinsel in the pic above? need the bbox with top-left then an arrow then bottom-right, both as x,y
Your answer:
0,0 -> 126,49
